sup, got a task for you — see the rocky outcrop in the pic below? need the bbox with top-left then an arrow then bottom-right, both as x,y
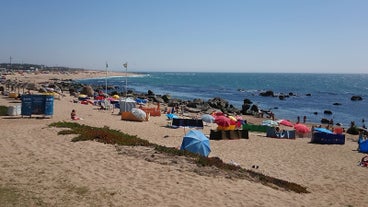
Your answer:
260,90 -> 274,97
351,96 -> 363,101
321,118 -> 330,124
324,110 -> 333,115
81,85 -> 94,97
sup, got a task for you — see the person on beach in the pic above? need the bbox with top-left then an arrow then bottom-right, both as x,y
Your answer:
303,116 -> 307,123
71,109 -> 82,120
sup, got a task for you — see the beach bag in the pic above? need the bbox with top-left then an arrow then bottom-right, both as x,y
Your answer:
358,155 -> 368,167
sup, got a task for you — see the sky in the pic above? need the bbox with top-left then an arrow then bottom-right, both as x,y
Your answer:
0,0 -> 367,73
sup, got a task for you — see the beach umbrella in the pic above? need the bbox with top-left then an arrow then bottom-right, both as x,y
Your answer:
294,123 -> 311,134
201,114 -> 215,123
215,116 -> 231,127
166,113 -> 179,120
278,119 -> 294,127
262,119 -> 279,127
131,108 -> 146,121
180,130 -> 211,157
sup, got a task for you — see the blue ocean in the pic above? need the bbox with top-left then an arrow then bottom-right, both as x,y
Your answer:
76,72 -> 368,127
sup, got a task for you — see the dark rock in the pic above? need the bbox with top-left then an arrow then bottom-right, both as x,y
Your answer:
162,94 -> 171,103
186,102 -> 198,108
81,85 -> 94,97
241,104 -> 251,115
324,110 -> 333,115
167,99 -> 180,107
152,96 -> 164,103
351,95 -> 363,101
306,93 -> 312,96
250,104 -> 259,113
207,97 -> 229,109
243,98 -> 252,104
279,95 -> 285,100
184,106 -> 201,113
313,112 -> 318,115
333,103 -> 342,106
147,90 -> 155,96
321,118 -> 330,124
260,90 -> 274,97
347,127 -> 360,135
192,98 -> 204,104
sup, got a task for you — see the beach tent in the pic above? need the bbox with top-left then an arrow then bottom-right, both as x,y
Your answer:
119,97 -> 136,113
131,108 -> 147,120
266,127 -> 295,139
358,134 -> 368,153
180,130 -> 211,157
209,129 -> 249,140
121,109 -> 149,122
311,129 -> 345,144
172,118 -> 204,129
242,123 -> 269,132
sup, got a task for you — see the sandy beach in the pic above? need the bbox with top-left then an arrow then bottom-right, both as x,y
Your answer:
0,71 -> 367,207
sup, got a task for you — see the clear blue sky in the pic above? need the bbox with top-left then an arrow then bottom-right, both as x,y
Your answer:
1,0 -> 367,73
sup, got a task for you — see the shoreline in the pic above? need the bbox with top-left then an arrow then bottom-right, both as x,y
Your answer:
0,69 -> 366,206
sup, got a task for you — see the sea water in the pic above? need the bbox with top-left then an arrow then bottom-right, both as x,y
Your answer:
76,72 -> 368,127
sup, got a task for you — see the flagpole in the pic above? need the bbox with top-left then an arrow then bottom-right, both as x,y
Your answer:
105,61 -> 108,95
123,62 -> 128,113
124,62 -> 128,98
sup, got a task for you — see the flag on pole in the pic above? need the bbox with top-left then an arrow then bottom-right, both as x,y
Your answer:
123,62 -> 128,69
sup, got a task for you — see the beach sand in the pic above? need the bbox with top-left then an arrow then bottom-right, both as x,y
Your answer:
0,71 -> 367,206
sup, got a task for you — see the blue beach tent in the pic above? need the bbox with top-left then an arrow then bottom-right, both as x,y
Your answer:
358,134 -> 368,153
180,130 -> 211,157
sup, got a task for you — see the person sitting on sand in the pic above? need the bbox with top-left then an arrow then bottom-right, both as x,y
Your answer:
71,109 -> 82,120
